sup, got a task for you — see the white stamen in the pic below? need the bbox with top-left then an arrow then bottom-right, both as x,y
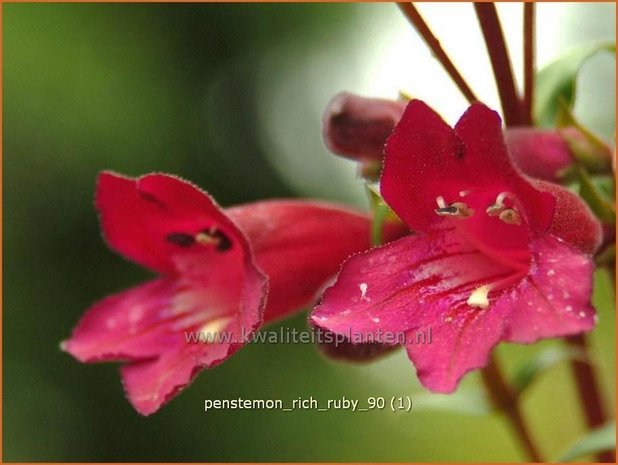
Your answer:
467,285 -> 490,309
435,196 -> 448,209
495,192 -> 510,206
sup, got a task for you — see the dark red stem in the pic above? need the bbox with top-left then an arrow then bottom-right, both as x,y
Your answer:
523,2 -> 535,125
481,354 -> 544,462
474,3 -> 524,127
565,334 -> 615,463
398,2 -> 478,103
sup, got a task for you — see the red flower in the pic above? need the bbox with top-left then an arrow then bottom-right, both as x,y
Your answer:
311,101 -> 602,393
63,172 -> 393,415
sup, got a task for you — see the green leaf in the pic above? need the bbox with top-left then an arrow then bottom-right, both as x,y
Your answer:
576,167 -> 616,225
413,389 -> 492,416
556,421 -> 616,462
534,42 -> 616,127
512,346 -> 585,396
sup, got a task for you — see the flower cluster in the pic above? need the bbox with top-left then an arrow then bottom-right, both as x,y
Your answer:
64,98 -> 603,414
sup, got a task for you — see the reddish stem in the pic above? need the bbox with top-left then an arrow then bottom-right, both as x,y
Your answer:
398,3 -> 478,103
481,354 -> 544,462
565,334 -> 615,463
523,2 -> 535,125
474,3 -> 524,127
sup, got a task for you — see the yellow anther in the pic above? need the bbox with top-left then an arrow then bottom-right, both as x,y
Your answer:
499,208 -> 522,225
485,192 -> 521,225
195,231 -> 218,246
485,204 -> 503,217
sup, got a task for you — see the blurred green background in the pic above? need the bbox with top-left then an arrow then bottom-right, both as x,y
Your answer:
3,3 -> 615,462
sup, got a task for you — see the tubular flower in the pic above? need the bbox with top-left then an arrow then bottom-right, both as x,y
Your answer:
63,172 -> 398,415
311,101 -> 602,393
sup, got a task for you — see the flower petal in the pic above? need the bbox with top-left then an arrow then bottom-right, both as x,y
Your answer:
534,180 -> 602,255
63,268 -> 264,360
501,235 -> 597,343
311,228 -> 517,342
63,279 -> 181,362
120,310 -> 254,416
120,343 -> 220,416
454,104 -> 555,233
404,302 -> 508,393
96,171 -> 250,276
381,100 -> 463,233
228,199 -> 406,323
382,101 -> 555,236
64,270 -> 264,415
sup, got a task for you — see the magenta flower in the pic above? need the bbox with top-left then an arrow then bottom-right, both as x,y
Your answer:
311,101 -> 602,393
63,172 -> 390,415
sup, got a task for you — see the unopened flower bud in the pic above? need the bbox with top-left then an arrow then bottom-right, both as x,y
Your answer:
505,127 -> 612,182
323,92 -> 406,166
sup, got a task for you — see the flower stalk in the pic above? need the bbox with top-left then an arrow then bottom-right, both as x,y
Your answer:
523,2 -> 535,126
565,334 -> 615,463
480,354 -> 543,462
398,2 -> 478,103
474,3 -> 524,126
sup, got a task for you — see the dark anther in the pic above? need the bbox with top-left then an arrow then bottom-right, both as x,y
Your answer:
166,233 -> 195,247
435,205 -> 459,215
204,228 -> 233,252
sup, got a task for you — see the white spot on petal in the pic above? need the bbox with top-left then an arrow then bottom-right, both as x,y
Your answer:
359,283 -> 371,302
